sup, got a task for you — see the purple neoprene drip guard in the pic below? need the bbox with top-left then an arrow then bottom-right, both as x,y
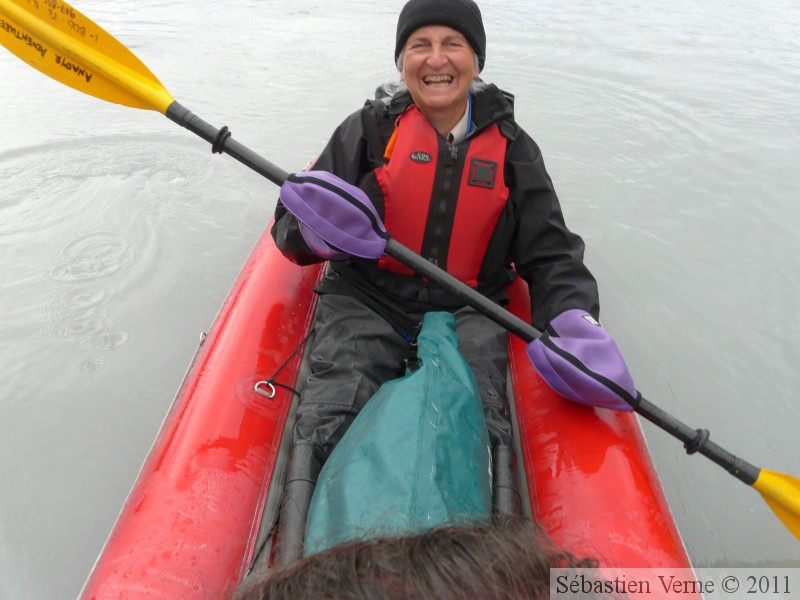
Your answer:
280,171 -> 389,260
526,309 -> 637,412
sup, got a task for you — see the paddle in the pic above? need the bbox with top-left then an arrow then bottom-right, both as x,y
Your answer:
2,0 -> 797,541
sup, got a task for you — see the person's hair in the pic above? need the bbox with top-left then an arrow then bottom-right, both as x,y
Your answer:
234,515 -> 603,600
394,77 -> 488,97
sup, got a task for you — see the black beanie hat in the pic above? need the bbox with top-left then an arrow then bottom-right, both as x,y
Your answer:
395,0 -> 486,72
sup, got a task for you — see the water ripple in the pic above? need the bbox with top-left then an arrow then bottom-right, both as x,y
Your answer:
48,233 -> 134,282
0,135 -> 236,371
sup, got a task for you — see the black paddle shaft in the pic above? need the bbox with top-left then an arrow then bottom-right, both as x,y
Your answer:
165,99 -> 762,489
166,101 -> 290,186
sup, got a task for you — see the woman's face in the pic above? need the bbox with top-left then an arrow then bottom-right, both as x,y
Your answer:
400,25 -> 478,123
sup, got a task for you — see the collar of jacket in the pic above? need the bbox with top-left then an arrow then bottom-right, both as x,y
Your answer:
384,83 -> 516,138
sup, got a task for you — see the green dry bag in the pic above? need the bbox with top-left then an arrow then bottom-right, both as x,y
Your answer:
304,311 -> 492,555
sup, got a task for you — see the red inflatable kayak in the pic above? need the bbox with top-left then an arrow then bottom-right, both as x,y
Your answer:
80,223 -> 695,599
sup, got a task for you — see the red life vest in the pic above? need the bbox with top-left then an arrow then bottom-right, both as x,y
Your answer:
375,106 -> 509,287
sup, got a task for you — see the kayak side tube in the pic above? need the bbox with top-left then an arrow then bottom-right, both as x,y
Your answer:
506,277 -> 694,570
80,225 -> 323,599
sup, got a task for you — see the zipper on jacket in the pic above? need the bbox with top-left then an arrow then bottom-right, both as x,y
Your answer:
424,141 -> 462,269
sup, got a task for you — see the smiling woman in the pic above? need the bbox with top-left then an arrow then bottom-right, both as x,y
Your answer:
269,0 -> 642,566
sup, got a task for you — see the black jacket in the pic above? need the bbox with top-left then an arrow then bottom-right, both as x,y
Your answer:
272,83 -> 599,332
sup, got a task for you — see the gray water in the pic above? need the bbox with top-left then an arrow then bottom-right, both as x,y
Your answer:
1,0 -> 798,597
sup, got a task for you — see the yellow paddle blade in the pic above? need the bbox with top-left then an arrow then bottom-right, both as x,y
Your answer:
0,0 -> 172,112
752,470 -> 800,540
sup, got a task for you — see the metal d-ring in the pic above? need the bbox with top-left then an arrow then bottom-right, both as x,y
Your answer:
254,380 -> 276,399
